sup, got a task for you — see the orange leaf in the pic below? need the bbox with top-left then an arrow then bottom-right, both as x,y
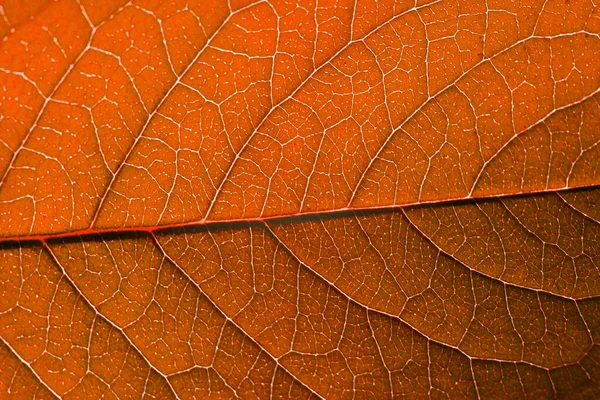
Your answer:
0,0 -> 599,398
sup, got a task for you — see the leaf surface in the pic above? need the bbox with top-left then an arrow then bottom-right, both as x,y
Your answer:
0,0 -> 599,398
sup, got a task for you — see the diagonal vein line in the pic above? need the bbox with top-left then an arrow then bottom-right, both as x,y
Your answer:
149,232 -> 325,400
557,191 -> 600,226
400,206 -> 600,302
262,213 -> 397,396
263,219 -> 598,371
0,0 -> 133,188
1,3 -> 599,398
90,0 -> 267,228
0,335 -> 61,399
469,85 -> 600,197
203,0 -> 442,219
262,219 -> 479,361
2,185 -> 600,243
42,241 -> 180,400
2,218 -> 597,396
349,31 -> 600,206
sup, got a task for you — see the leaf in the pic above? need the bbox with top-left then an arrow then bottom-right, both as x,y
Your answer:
0,0 -> 599,398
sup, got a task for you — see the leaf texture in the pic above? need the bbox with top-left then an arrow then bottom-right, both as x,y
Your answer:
0,0 -> 599,398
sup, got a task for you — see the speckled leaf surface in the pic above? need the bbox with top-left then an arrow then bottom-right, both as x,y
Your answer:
0,0 -> 599,398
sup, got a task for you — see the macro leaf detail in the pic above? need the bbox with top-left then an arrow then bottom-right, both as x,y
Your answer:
0,0 -> 599,398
